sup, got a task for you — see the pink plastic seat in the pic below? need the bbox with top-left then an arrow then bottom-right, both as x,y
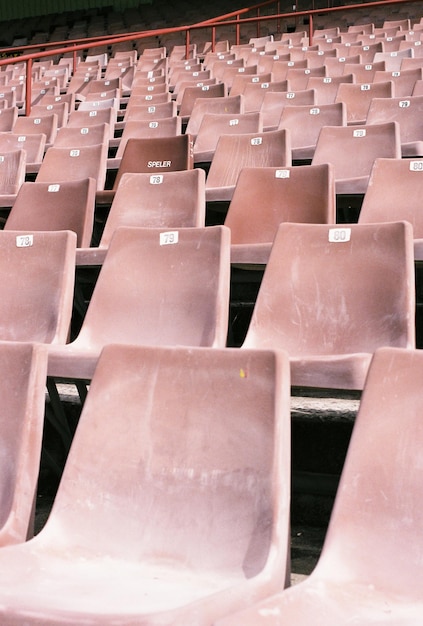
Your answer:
217,345 -> 423,626
194,111 -> 263,163
242,221 -> 415,390
13,113 -> 58,145
52,123 -> 110,149
5,178 -> 96,248
335,80 -> 395,124
366,94 -> 423,156
260,89 -> 316,130
359,157 -> 423,259
49,225 -> 230,380
36,143 -> 108,191
225,163 -> 336,264
0,132 -> 46,169
77,169 -> 206,265
206,128 -> 292,202
306,74 -> 355,105
185,94 -> 244,139
0,230 -> 76,344
0,342 -> 48,546
312,121 -> 401,194
0,149 -> 26,207
278,102 -> 346,160
116,116 -> 181,158
0,342 -> 290,625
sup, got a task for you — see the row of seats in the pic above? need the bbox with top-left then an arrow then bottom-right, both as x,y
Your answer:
0,327 -> 421,622
0,6 -> 421,623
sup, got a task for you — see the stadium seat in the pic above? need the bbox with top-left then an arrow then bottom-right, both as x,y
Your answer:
305,73 -> 355,105
0,149 -> 26,206
335,80 -> 395,124
13,113 -> 58,146
366,94 -> 423,156
0,229 -> 76,344
0,342 -> 290,625
77,169 -> 206,265
359,157 -> 423,259
184,94 -> 244,139
278,102 -> 347,160
178,81 -> 226,121
373,67 -> 423,96
206,128 -> 292,202
260,89 -> 316,130
52,122 -> 110,149
5,178 -> 96,248
116,116 -> 181,159
36,143 -> 108,191
216,345 -> 423,626
0,342 -> 48,546
242,221 -> 415,390
49,224 -> 231,381
0,106 -> 18,132
194,111 -> 263,163
225,163 -> 336,264
312,121 -> 401,194
0,132 -> 46,171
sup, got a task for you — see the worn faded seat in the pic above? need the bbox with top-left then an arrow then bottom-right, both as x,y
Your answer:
225,163 -> 336,264
217,345 -> 423,626
77,169 -> 206,266
242,221 -> 415,390
206,128 -> 291,202
359,157 -> 423,259
0,341 -> 290,625
5,178 -> 96,248
49,225 -> 231,381
311,121 -> 401,194
0,342 -> 48,546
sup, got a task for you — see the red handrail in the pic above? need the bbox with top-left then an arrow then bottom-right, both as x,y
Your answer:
0,0 -> 420,115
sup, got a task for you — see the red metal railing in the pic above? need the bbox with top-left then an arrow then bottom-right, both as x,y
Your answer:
0,0 -> 420,115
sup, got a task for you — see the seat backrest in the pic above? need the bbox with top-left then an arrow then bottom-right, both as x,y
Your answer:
306,74 -> 355,105
243,221 -> 415,356
366,94 -> 423,144
0,149 -> 26,195
0,230 -> 76,343
0,342 -> 48,546
278,102 -> 346,159
206,129 -> 292,201
36,143 -> 108,191
67,107 -> 117,139
0,132 -> 46,165
242,80 -> 290,113
98,169 -> 205,247
185,94 -> 244,138
194,111 -> 263,163
373,67 -> 423,97
5,178 -> 96,247
260,89 -> 316,130
30,102 -> 69,128
312,122 -> 401,184
46,342 -> 290,580
13,113 -> 58,145
113,134 -> 194,189
359,157 -> 423,237
73,225 -> 230,349
335,80 -> 394,123
122,101 -> 176,122
315,345 -> 423,595
178,82 -> 226,118
225,163 -> 336,263
52,123 -> 110,149
116,117 -> 182,158
0,106 -> 18,132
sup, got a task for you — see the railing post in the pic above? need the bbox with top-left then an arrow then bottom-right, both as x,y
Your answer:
185,29 -> 190,59
308,13 -> 313,46
73,47 -> 78,74
257,8 -> 261,38
236,14 -> 240,45
25,56 -> 32,116
212,25 -> 216,52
